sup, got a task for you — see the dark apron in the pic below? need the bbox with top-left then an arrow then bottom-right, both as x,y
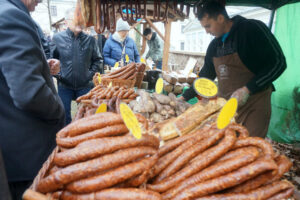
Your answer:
213,53 -> 272,138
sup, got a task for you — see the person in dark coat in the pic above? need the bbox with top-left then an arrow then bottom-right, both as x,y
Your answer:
103,18 -> 140,67
0,0 -> 65,199
51,9 -> 103,125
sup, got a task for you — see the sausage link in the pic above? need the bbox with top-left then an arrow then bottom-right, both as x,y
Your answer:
228,123 -> 249,138
147,128 -> 236,193
56,112 -> 123,138
228,154 -> 292,193
158,131 -> 198,157
125,154 -> 159,187
128,93 -> 138,99
162,147 -> 260,200
267,187 -> 294,200
123,88 -> 135,99
195,180 -> 294,200
233,137 -> 275,158
37,146 -> 157,193
150,129 -> 211,179
135,113 -> 149,130
61,188 -> 162,200
214,146 -> 260,164
155,129 -> 226,183
119,68 -> 136,80
104,63 -> 135,79
173,158 -> 278,200
66,156 -> 155,193
56,124 -> 128,148
118,89 -> 127,99
54,134 -> 159,167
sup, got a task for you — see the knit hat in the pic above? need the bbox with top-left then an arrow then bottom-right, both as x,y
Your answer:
116,18 -> 130,31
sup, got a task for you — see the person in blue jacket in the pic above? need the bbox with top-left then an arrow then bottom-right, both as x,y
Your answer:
103,18 -> 140,67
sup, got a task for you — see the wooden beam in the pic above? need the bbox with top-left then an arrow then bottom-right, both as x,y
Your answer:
133,27 -> 145,39
145,18 -> 165,41
162,19 -> 172,72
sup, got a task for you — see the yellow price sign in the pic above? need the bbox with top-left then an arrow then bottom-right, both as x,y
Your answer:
217,98 -> 238,129
97,74 -> 101,84
120,103 -> 141,139
155,78 -> 164,94
125,54 -> 129,63
193,78 -> 218,98
95,103 -> 107,114
140,58 -> 146,63
114,62 -> 119,68
108,82 -> 113,88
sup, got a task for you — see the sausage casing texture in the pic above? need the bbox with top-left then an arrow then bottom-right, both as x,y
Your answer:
228,154 -> 292,193
228,123 -> 249,138
157,131 -> 198,157
57,112 -> 123,138
147,129 -> 236,193
267,187 -> 294,200
54,134 -> 159,167
155,129 -> 225,183
214,146 -> 259,164
57,124 -> 128,148
37,146 -> 157,193
162,147 -> 260,200
150,129 -> 209,179
66,156 -> 154,193
61,188 -> 162,200
172,157 -> 278,200
233,137 -> 275,158
195,180 -> 294,200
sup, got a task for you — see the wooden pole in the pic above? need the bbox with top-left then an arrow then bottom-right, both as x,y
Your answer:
145,18 -> 165,41
162,19 -> 172,71
141,24 -> 147,55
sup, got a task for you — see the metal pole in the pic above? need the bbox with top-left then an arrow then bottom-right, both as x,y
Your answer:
268,9 -> 276,30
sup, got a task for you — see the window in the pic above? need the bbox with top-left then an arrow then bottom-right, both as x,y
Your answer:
181,25 -> 185,33
50,5 -> 57,17
180,42 -> 184,51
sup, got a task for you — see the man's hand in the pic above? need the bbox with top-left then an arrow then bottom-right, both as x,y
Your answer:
231,86 -> 250,107
47,59 -> 60,75
179,96 -> 185,101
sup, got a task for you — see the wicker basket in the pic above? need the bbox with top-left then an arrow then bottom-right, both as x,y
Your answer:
134,72 -> 145,89
101,78 -> 136,88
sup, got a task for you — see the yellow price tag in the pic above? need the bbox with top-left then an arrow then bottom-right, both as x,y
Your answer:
155,78 -> 164,94
114,62 -> 119,68
140,58 -> 146,63
108,82 -> 112,88
120,103 -> 141,139
125,54 -> 129,63
193,78 -> 218,98
217,98 -> 238,129
95,103 -> 107,114
97,74 -> 101,84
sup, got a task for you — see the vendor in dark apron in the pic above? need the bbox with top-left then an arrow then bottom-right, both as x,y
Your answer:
181,1 -> 286,138
213,53 -> 272,138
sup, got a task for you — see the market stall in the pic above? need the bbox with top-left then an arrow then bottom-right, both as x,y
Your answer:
20,0 -> 300,199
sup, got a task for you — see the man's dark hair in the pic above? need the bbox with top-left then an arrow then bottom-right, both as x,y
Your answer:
143,28 -> 152,36
197,1 -> 229,20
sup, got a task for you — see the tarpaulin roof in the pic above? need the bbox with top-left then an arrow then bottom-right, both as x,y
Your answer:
144,0 -> 300,10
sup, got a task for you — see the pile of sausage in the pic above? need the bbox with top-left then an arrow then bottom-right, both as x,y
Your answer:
94,63 -> 146,85
146,123 -> 295,200
74,86 -> 138,120
35,112 -> 162,200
